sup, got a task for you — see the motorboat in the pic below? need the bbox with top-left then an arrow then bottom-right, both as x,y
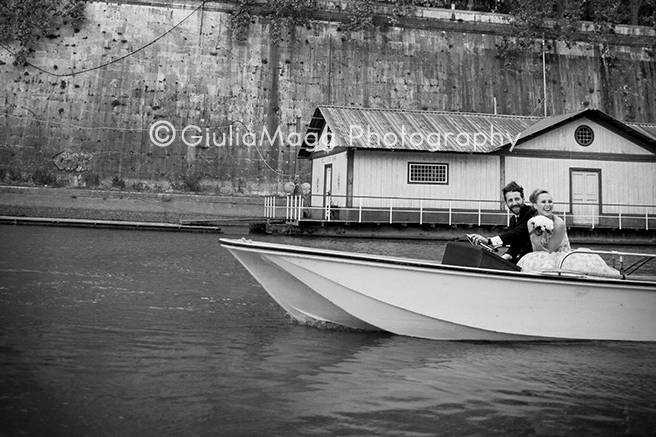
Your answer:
220,238 -> 656,341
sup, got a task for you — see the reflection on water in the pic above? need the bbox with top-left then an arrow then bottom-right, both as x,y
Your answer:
0,225 -> 655,436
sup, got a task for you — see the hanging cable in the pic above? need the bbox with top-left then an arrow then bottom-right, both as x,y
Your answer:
0,1 -> 206,77
231,120 -> 294,178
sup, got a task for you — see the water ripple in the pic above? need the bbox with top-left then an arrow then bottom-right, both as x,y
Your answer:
1,226 -> 656,436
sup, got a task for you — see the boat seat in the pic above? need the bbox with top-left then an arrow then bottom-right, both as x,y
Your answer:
442,242 -> 521,272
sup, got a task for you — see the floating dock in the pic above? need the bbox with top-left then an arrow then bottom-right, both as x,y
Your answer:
0,216 -> 223,233
255,219 -> 656,245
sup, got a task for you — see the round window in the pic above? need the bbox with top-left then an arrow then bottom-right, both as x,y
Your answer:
574,125 -> 594,147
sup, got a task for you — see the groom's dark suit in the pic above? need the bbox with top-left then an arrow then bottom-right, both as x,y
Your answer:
492,204 -> 537,263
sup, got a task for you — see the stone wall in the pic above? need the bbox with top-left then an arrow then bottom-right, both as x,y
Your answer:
1,0 -> 654,195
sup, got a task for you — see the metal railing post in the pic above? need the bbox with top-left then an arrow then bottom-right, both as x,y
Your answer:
449,201 -> 452,226
358,200 -> 362,223
618,207 -> 622,230
289,196 -> 296,220
591,206 -> 595,230
294,196 -> 298,220
647,208 -> 649,231
478,202 -> 481,227
419,199 -> 423,225
286,195 -> 290,220
389,199 -> 393,224
272,197 -> 276,218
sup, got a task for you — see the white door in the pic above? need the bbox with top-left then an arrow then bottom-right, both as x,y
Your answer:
571,170 -> 600,226
323,164 -> 333,208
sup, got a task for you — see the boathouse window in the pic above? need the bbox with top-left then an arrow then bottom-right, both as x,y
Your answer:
407,162 -> 448,184
574,125 -> 594,146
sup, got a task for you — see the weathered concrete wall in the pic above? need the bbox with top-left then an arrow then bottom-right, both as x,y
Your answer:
1,0 -> 655,194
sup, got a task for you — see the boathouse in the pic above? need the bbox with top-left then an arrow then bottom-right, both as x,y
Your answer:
297,106 -> 656,228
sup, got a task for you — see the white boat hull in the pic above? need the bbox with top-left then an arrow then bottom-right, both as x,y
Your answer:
221,239 -> 656,341
227,247 -> 379,331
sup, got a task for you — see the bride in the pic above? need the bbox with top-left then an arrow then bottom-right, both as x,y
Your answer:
517,189 -> 621,278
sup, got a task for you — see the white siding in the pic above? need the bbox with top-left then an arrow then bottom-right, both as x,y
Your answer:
505,157 -> 656,214
519,117 -> 653,155
307,119 -> 656,218
352,151 -> 500,209
310,151 -> 348,207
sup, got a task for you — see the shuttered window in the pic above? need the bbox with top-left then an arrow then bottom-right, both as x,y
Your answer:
408,163 -> 448,184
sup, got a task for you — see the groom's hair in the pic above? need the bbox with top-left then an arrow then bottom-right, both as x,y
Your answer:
502,181 -> 524,198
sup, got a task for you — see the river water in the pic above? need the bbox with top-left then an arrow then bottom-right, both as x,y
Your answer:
1,225 -> 655,436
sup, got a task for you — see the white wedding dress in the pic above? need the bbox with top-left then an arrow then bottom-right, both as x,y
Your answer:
517,225 -> 620,278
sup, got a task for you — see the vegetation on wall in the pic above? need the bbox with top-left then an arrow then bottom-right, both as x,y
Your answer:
230,0 -> 254,40
341,1 -> 378,32
502,0 -> 656,50
230,0 -> 656,44
230,0 -> 315,42
409,0 -> 656,27
341,0 -> 417,31
229,1 -> 494,37
1,0 -> 652,57
0,0 -> 86,65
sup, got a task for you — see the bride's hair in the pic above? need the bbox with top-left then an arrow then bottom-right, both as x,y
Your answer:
529,188 -> 550,204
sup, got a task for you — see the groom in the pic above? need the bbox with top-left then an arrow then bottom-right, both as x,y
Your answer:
471,181 -> 536,263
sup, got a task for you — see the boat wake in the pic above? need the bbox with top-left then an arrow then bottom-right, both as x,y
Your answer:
287,314 -> 380,333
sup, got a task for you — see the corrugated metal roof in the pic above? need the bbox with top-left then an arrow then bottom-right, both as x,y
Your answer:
301,106 -> 656,156
315,106 -> 540,153
627,122 -> 656,142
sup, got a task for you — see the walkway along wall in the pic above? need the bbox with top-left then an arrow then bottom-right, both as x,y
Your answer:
1,1 -> 655,195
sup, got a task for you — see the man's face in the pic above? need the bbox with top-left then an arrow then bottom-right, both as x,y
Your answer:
504,191 -> 524,215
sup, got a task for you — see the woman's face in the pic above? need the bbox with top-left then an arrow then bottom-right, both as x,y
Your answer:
535,193 -> 554,216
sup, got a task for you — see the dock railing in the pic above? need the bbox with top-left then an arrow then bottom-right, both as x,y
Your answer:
263,194 -> 656,230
